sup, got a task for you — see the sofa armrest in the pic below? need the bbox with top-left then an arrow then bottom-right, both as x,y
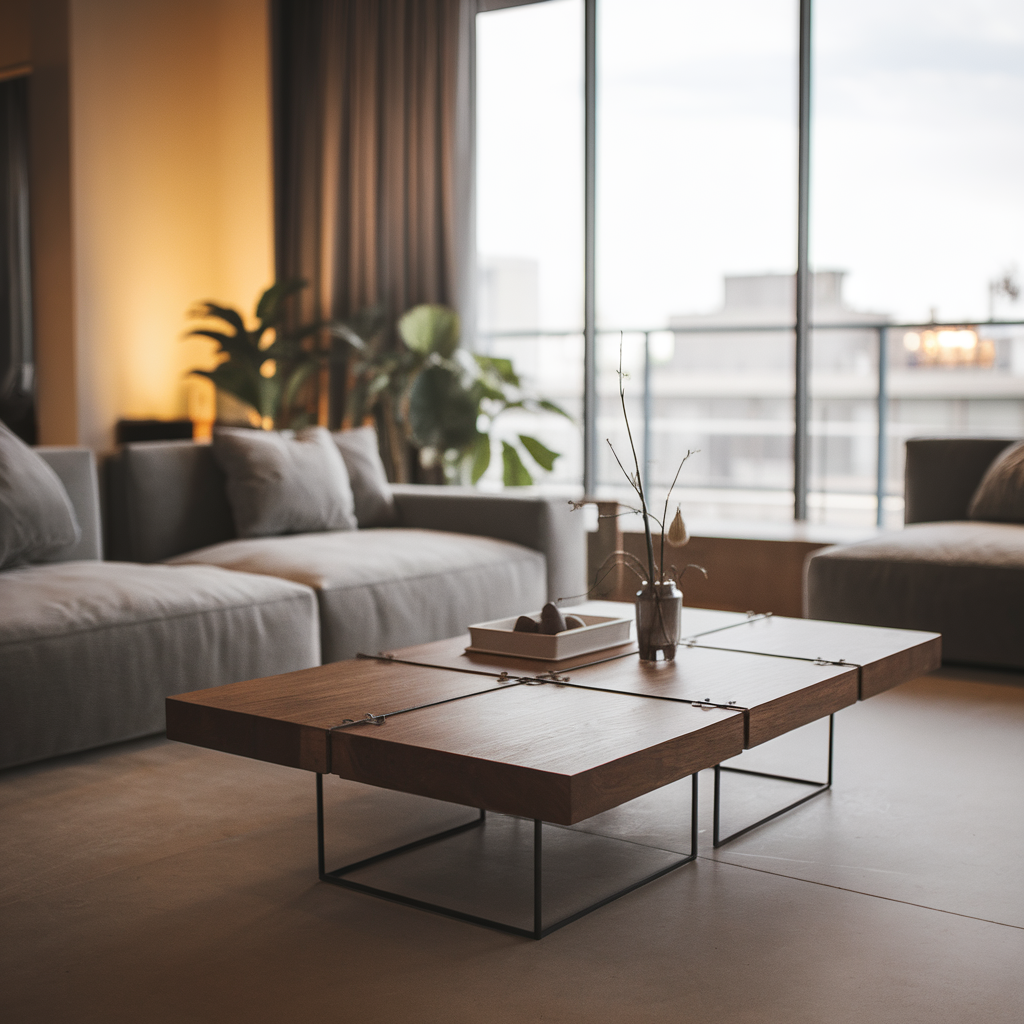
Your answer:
389,485 -> 587,605
904,437 -> 1018,524
35,447 -> 103,561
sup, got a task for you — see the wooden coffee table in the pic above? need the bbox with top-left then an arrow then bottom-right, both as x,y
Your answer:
166,604 -> 939,938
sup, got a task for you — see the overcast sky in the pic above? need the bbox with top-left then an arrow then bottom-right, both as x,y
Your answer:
477,0 -> 1024,329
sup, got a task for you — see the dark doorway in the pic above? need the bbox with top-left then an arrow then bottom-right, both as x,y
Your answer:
0,74 -> 35,443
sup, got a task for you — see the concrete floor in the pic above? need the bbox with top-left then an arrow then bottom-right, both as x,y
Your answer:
2,667 -> 1023,1023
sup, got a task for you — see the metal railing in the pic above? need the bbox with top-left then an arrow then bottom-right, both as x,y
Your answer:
479,318 -> 1024,527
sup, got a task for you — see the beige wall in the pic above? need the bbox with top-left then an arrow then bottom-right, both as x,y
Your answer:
65,0 -> 273,450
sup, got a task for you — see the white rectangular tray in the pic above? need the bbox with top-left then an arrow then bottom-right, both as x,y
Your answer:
467,612 -> 633,661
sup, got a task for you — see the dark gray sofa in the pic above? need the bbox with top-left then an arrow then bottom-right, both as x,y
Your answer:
805,437 -> 1023,669
0,448 -> 320,770
107,439 -> 586,662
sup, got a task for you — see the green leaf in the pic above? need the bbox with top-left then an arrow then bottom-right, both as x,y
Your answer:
518,434 -> 559,472
257,372 -> 282,420
538,399 -> 573,421
187,329 -> 236,352
326,322 -> 367,350
398,304 -> 461,358
470,379 -> 506,404
190,330 -> 262,366
470,434 -> 491,483
282,361 -> 317,411
408,364 -> 479,452
474,354 -> 520,387
501,441 -> 533,487
194,302 -> 247,335
192,362 -> 262,415
255,279 -> 306,325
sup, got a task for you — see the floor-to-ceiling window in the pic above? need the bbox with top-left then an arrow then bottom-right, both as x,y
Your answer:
596,0 -> 798,523
476,0 -> 1024,524
476,0 -> 585,488
811,0 -> 1024,526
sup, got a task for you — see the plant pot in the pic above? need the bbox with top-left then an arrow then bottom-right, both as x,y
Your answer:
635,580 -> 682,662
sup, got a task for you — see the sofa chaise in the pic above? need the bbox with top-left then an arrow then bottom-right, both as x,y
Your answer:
1,445 -> 319,771
806,437 -> 1024,669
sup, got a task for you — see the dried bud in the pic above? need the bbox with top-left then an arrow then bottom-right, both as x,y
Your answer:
667,507 -> 689,548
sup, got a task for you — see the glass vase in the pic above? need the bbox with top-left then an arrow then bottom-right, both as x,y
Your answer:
635,580 -> 682,662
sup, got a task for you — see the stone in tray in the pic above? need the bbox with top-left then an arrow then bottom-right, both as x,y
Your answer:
467,609 -> 632,661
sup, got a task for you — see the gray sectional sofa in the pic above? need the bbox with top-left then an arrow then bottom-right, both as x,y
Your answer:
1,448 -> 319,770
107,438 -> 584,662
1,437 -> 585,771
806,437 -> 1024,669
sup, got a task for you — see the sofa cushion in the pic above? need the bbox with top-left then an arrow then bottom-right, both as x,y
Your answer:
333,426 -> 398,527
0,561 -> 320,769
168,528 -> 547,662
212,426 -> 357,537
805,521 -> 1024,668
0,422 -> 81,569
968,439 -> 1024,523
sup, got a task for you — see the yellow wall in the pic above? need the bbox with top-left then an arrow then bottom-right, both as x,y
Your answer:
67,0 -> 272,450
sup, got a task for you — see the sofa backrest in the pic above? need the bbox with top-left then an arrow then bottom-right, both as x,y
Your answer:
106,440 -> 235,562
36,447 -> 103,561
904,437 -> 1018,524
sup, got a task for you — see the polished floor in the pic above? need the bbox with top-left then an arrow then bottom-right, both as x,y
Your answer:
2,666 -> 1023,1023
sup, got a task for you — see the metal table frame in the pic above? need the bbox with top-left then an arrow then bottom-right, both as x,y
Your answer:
316,772 -> 699,940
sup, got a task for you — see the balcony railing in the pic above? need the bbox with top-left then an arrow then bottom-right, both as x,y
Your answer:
477,318 -> 1024,527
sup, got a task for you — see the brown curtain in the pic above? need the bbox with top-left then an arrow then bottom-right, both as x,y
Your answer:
273,0 -> 474,442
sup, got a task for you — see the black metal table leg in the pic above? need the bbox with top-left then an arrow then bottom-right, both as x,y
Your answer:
315,772 -> 698,939
713,714 -> 834,848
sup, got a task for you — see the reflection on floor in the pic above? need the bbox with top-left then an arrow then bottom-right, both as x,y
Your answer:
2,667 -> 1022,1023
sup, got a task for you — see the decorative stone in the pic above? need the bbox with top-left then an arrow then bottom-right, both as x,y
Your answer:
539,602 -> 567,635
564,614 -> 586,630
513,615 -> 540,633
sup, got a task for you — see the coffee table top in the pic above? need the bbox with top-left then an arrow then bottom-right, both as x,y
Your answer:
166,604 -> 939,825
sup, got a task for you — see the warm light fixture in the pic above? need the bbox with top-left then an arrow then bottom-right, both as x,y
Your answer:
903,326 -> 994,367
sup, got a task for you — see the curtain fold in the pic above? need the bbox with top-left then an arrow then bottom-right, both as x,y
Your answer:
273,0 -> 474,432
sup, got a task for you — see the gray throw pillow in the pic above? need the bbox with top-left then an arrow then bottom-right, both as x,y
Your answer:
212,426 -> 358,537
332,426 -> 398,527
0,421 -> 81,570
967,440 -> 1024,523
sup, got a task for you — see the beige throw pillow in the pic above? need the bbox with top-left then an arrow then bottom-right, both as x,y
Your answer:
967,440 -> 1024,523
212,426 -> 358,537
332,426 -> 398,527
0,421 -> 81,570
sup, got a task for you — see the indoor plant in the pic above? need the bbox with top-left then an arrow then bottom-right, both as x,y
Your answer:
186,280 -> 361,430
347,303 -> 570,486
585,345 -> 706,662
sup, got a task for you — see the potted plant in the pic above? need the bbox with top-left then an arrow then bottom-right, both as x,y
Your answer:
186,280 -> 362,430
348,303 -> 571,486
581,344 -> 706,661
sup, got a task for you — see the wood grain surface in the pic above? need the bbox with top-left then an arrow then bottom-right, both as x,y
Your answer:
166,660 -> 507,773
552,646 -> 859,748
687,615 -> 942,699
330,684 -> 744,824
